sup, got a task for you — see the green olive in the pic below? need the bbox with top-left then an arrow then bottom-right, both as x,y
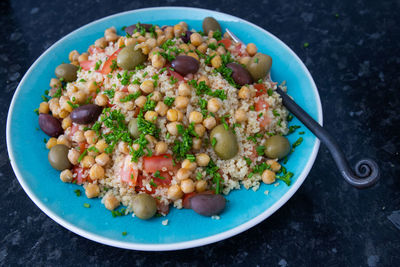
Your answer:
132,194 -> 157,220
128,118 -> 140,139
117,45 -> 146,70
202,17 -> 222,35
48,144 -> 72,171
210,124 -> 239,160
246,53 -> 272,81
55,63 -> 79,82
264,135 -> 290,159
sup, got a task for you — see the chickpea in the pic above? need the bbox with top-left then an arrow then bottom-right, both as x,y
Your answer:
196,153 -> 210,167
46,137 -> 58,149
198,75 -> 210,87
217,45 -> 226,55
105,29 -> 118,42
195,180 -> 208,192
192,138 -> 202,150
188,44 -> 196,51
207,37 -> 217,45
95,139 -> 108,153
69,50 -> 79,62
39,102 -> 49,114
266,159 -> 281,172
57,135 -> 70,147
189,111 -> 203,124
166,122 -> 180,136
150,91 -> 162,102
178,83 -> 191,96
207,98 -> 221,113
181,159 -> 197,171
62,117 -> 72,130
190,33 -> 203,46
203,116 -> 216,130
78,53 -> 89,62
187,52 -> 199,61
145,135 -> 157,144
58,109 -> 70,119
125,37 -> 137,46
177,110 -> 184,122
89,164 -> 105,180
95,37 -> 107,48
152,53 -> 166,69
239,56 -> 251,66
87,80 -> 98,93
178,21 -> 188,30
140,80 -> 154,94
68,149 -> 80,165
246,43 -> 257,56
180,179 -> 195,194
145,38 -> 157,50
194,124 -> 205,137
60,169 -> 73,183
81,155 -> 95,168
211,55 -> 222,68
262,169 -> 276,184
144,110 -> 158,122
167,184 -> 183,201
238,86 -> 250,99
156,35 -> 167,46
173,24 -> 183,37
176,168 -> 191,181
155,101 -> 168,116
94,153 -> 109,166
85,183 -> 100,198
235,109 -> 247,123
73,130 -> 86,143
71,91 -> 86,104
164,26 -> 174,40
50,78 -> 61,88
84,130 -> 98,145
118,141 -> 130,154
179,43 -> 190,53
114,91 -> 127,103
155,141 -> 168,155
197,43 -> 208,54
135,95 -> 147,108
104,194 -> 120,210
166,109 -> 178,122
95,94 -> 108,106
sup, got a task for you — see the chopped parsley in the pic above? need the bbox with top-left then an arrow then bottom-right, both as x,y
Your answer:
212,30 -> 222,41
172,123 -> 198,160
120,92 -> 141,103
67,101 -> 79,109
122,231 -> 128,236
291,137 -> 303,152
74,189 -> 81,197
111,207 -> 127,217
196,172 -> 202,180
206,160 -> 222,194
256,145 -> 265,156
163,97 -> 175,107
186,154 -> 196,162
83,203 -> 90,208
267,89 -> 274,96
188,80 -> 227,100
248,162 -> 270,178
272,110 -> 280,117
154,170 -> 165,180
110,60 -> 118,72
211,137 -> 217,147
104,89 -> 115,99
169,76 -> 178,85
276,172 -> 294,186
288,125 -> 301,134
303,42 -> 310,48
77,149 -> 87,162
244,157 -> 252,166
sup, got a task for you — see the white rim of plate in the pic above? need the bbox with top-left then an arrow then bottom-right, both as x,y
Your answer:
6,6 -> 323,251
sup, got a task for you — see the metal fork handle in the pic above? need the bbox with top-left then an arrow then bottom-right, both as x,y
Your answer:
276,87 -> 379,188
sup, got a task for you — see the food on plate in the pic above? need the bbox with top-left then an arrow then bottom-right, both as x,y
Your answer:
36,17 -> 295,220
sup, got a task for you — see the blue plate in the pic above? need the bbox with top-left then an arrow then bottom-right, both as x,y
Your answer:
7,7 -> 322,250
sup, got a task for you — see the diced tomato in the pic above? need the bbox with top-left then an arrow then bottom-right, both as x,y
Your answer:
254,84 -> 267,97
258,114 -> 271,128
218,38 -> 232,49
100,48 -> 121,74
143,154 -> 174,173
121,86 -> 128,93
88,45 -> 104,55
183,192 -> 197,209
119,155 -> 138,186
72,166 -> 89,184
167,68 -> 185,81
233,43 -> 245,56
79,60 -> 95,70
255,99 -> 269,111
78,142 -> 88,152
249,146 -> 258,161
152,171 -> 172,186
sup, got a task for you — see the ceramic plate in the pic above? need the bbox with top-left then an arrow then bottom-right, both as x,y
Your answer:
7,7 -> 322,251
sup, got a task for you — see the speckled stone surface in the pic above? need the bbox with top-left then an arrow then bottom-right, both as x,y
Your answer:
1,0 -> 399,266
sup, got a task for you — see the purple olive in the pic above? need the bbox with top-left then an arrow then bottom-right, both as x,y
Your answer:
39,113 -> 63,137
70,104 -> 102,124
125,23 -> 153,36
190,194 -> 226,216
171,55 -> 199,76
180,30 -> 192,43
226,62 -> 253,86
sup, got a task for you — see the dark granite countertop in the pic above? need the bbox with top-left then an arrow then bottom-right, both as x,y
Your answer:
1,0 -> 399,266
